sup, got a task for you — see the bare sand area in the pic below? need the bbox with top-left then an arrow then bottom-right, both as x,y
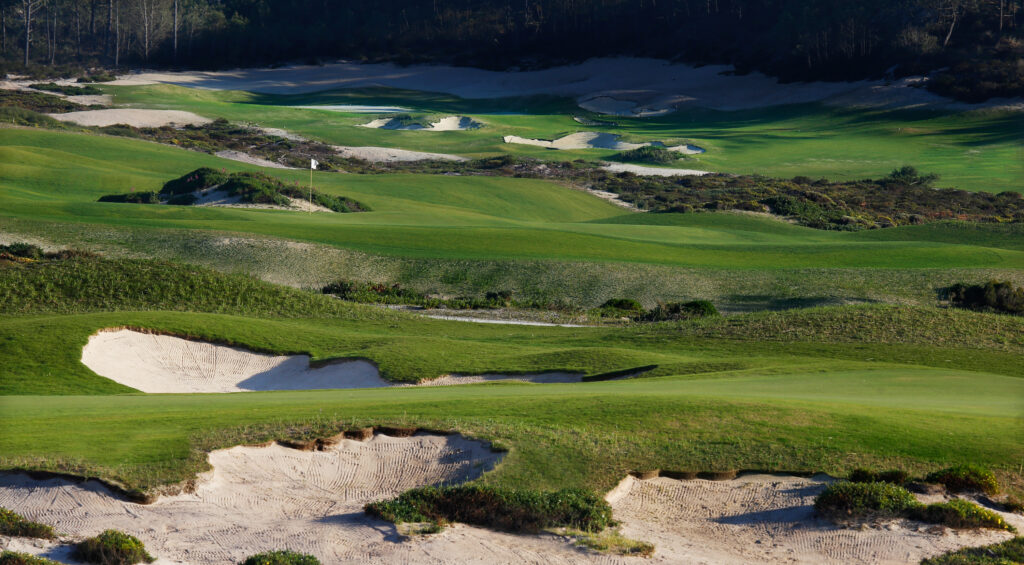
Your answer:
360,116 -> 482,131
334,145 -> 467,162
600,163 -> 711,177
503,132 -> 701,153
47,109 -> 211,128
2,462 -> 1018,564
106,58 -> 1023,114
81,329 -> 587,392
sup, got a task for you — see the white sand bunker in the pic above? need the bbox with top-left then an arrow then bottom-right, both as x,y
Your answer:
82,329 -> 586,393
503,132 -> 703,153
188,186 -> 332,212
608,474 -> 1022,564
0,434 -> 532,565
47,109 -> 211,128
360,116 -> 482,131
334,145 -> 466,163
601,162 -> 710,177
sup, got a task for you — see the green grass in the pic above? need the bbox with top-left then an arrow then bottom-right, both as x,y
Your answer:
921,537 -> 1024,565
103,84 -> 1024,192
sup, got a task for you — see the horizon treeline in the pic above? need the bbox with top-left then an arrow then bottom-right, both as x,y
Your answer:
1,0 -> 1021,101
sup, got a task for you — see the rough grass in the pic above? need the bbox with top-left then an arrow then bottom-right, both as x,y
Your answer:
0,507 -> 56,539
238,551 -> 320,565
365,485 -> 614,533
569,528 -> 656,557
0,552 -> 62,565
921,537 -> 1024,564
75,530 -> 154,565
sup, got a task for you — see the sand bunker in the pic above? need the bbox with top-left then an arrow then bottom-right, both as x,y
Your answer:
601,163 -> 710,177
334,145 -> 466,162
82,329 -> 589,392
47,109 -> 211,128
360,116 -> 482,131
503,132 -> 703,154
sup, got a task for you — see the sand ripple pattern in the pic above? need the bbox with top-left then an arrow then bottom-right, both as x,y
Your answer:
608,474 -> 1021,564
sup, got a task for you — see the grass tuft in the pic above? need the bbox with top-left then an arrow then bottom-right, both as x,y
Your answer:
920,537 -> 1024,564
0,552 -> 62,565
238,550 -> 320,565
0,508 -> 56,539
814,481 -> 919,521
74,530 -> 154,565
910,499 -> 1016,532
926,465 -> 1001,495
569,528 -> 655,557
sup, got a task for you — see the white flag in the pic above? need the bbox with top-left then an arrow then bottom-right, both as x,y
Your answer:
310,159 -> 319,170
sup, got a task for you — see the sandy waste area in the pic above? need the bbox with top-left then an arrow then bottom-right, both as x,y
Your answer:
81,329 -> 587,392
360,116 -> 482,131
600,163 -> 710,177
503,132 -> 703,153
46,109 -> 211,128
3,454 -> 1019,565
333,145 -> 467,162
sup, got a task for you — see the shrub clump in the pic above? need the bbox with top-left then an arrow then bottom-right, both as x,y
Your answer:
948,281 -> 1024,316
910,499 -> 1016,532
0,552 -> 62,565
75,530 -> 154,565
849,468 -> 910,485
814,481 -> 920,521
615,145 -> 681,165
160,167 -> 229,196
0,508 -> 56,539
639,300 -> 719,322
921,536 -> 1024,565
97,192 -> 161,204
926,465 -> 1000,495
29,82 -> 104,96
365,485 -> 614,533
238,550 -> 320,565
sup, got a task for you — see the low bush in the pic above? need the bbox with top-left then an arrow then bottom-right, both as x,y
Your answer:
0,552 -> 62,565
321,280 -> 514,310
948,281 -> 1024,316
814,481 -> 919,521
365,485 -> 614,533
0,508 -> 56,539
238,550 -> 320,565
639,300 -> 719,322
921,536 -> 1024,565
78,73 -> 116,83
160,167 -> 229,196
0,90 -> 85,113
29,82 -> 103,96
614,145 -> 681,165
0,243 -> 45,260
849,468 -> 910,485
599,298 -> 643,313
910,499 -> 1016,532
97,192 -> 161,204
571,529 -> 655,557
75,530 -> 154,565
926,465 -> 1000,495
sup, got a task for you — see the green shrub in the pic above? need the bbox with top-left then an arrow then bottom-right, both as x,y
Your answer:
160,167 -> 229,195
921,537 -> 1024,564
0,243 -> 45,260
615,146 -> 680,165
849,468 -> 910,484
948,281 -> 1024,316
366,485 -> 614,533
0,508 -> 56,539
78,73 -> 116,83
814,481 -> 919,520
599,298 -> 643,312
238,550 -> 320,565
911,499 -> 1016,532
0,90 -> 84,114
75,530 -> 154,565
640,300 -> 719,321
0,551 -> 62,565
29,82 -> 103,96
926,465 -> 1000,495
97,192 -> 161,204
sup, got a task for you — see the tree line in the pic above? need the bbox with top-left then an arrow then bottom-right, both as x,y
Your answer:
1,0 -> 1021,101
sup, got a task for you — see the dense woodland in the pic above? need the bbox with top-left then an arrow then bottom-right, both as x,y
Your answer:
0,0 -> 1022,101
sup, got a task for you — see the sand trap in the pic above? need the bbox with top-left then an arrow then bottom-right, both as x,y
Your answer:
601,162 -> 710,177
47,108 -> 210,128
503,132 -> 702,153
82,329 -> 592,392
606,474 -> 1022,564
185,187 -> 333,212
294,104 -> 412,113
214,150 -> 294,169
360,116 -> 482,131
334,145 -> 466,162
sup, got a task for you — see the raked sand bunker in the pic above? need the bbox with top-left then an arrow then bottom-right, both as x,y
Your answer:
81,329 -> 584,392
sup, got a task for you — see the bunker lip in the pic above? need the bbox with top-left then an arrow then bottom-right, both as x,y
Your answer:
81,328 -> 622,393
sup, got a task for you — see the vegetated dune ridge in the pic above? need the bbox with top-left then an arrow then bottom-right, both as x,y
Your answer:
2,457 -> 1019,565
80,329 -> 585,392
46,108 -> 211,127
109,58 -> 1024,114
360,116 -> 483,131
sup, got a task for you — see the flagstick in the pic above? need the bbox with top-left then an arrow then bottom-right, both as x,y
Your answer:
309,164 -> 313,214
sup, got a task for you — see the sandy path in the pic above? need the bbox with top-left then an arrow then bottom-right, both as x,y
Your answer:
600,163 -> 710,177
334,145 -> 466,162
3,465 -> 1018,564
47,109 -> 210,128
81,329 -> 586,392
105,58 -> 1022,113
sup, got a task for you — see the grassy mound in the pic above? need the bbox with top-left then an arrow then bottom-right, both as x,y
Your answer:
614,146 -> 681,165
927,465 -> 1001,495
239,551 -> 320,565
0,508 -> 55,539
814,481 -> 919,521
849,468 -> 910,485
910,499 -> 1016,532
0,552 -> 62,565
0,90 -> 85,113
29,83 -> 104,96
0,256 -> 368,318
639,300 -> 719,322
365,485 -> 614,533
75,530 -> 153,565
921,537 -> 1024,565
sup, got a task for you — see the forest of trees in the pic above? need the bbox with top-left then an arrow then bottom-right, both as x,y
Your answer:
1,0 -> 1021,101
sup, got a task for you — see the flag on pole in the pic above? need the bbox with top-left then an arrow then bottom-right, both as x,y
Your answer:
310,159 -> 319,170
